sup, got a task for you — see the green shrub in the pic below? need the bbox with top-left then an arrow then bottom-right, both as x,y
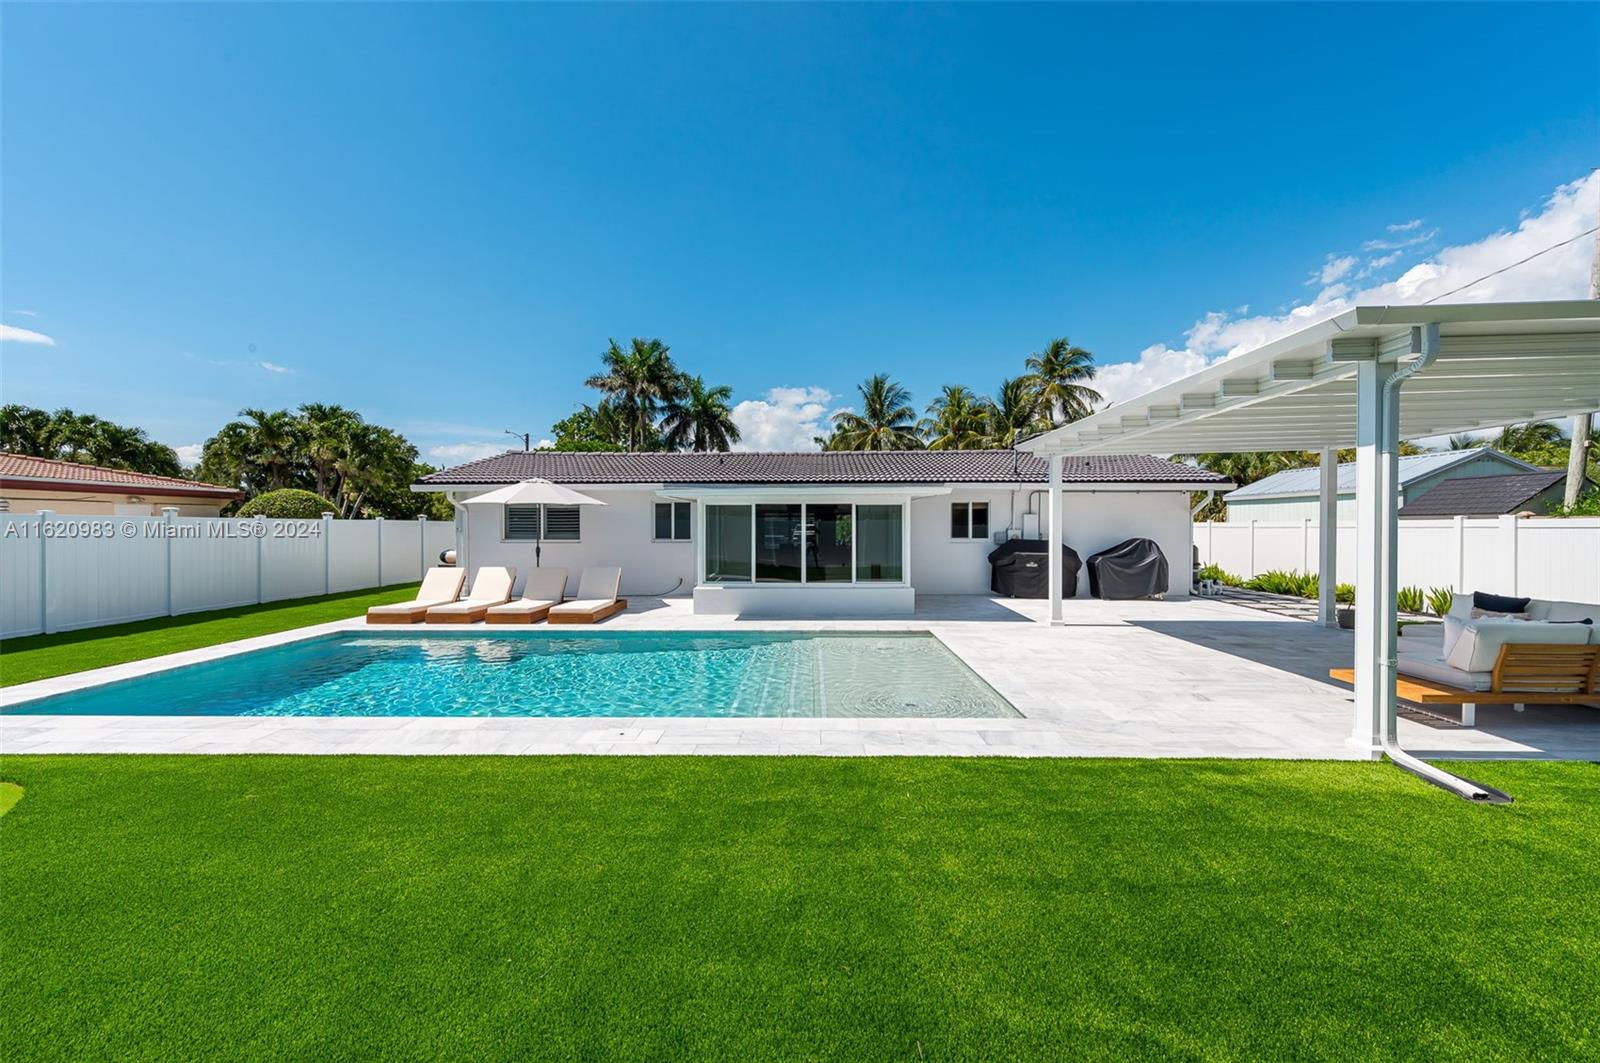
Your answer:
1396,586 -> 1425,615
1245,569 -> 1318,598
1426,586 -> 1455,618
1197,563 -> 1244,587
237,489 -> 337,520
1335,583 -> 1355,604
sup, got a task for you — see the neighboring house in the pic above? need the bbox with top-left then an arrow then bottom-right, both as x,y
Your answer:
1221,448 -> 1537,522
0,453 -> 241,516
415,450 -> 1228,615
1399,470 -> 1588,518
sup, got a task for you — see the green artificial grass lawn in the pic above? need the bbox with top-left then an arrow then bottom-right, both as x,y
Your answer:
0,584 -> 421,687
2,756 -> 1596,1061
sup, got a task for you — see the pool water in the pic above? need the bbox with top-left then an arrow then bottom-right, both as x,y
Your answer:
5,631 -> 1020,719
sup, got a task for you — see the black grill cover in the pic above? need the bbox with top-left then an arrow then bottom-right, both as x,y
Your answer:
1086,538 -> 1169,600
986,539 -> 1082,598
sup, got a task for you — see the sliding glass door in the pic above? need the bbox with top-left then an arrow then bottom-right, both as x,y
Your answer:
702,501 -> 903,585
705,505 -> 752,583
855,505 -> 903,582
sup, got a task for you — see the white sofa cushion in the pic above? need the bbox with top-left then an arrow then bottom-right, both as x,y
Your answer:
1526,598 -> 1599,626
1441,615 -> 1468,658
1445,619 -> 1593,673
1397,650 -> 1492,692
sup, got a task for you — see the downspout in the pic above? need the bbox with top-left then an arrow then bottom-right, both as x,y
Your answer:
1378,325 -> 1501,802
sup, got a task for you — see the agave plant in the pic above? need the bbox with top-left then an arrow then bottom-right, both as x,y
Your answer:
1426,586 -> 1455,618
1396,586 -> 1426,615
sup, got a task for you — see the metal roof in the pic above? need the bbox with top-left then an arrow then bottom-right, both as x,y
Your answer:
1399,470 -> 1570,517
415,450 -> 1229,488
1018,301 -> 1600,456
1224,448 -> 1534,501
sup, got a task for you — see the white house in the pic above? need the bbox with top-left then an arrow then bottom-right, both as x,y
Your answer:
415,450 -> 1227,615
1221,448 -> 1536,522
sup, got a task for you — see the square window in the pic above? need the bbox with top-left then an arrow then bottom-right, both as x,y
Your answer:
655,501 -> 691,541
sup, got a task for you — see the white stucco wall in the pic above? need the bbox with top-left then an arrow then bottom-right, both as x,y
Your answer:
454,483 -> 1194,601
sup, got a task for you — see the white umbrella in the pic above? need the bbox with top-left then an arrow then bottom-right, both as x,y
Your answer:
461,479 -> 606,566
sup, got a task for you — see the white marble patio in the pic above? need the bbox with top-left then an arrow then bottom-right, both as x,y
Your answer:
4,595 -> 1597,759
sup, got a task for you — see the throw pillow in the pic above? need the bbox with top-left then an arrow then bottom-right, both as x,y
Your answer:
1473,590 -> 1532,614
1441,615 -> 1467,659
1471,608 -> 1529,620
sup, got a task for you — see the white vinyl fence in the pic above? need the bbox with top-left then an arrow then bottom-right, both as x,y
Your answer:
1196,517 -> 1600,603
0,511 -> 456,638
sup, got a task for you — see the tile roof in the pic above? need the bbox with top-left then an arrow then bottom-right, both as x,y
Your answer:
0,453 -> 241,497
1400,471 -> 1570,517
1223,448 -> 1534,500
416,450 -> 1229,487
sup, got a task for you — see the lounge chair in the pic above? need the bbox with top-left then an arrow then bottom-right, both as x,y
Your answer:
366,567 -> 467,624
485,568 -> 569,625
547,566 -> 627,624
424,566 -> 517,624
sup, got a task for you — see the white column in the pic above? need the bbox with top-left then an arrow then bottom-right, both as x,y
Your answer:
322,511 -> 334,595
1351,358 -> 1388,757
375,517 -> 384,587
1047,453 -> 1064,624
162,506 -> 179,616
1317,447 -> 1338,627
37,509 -> 52,634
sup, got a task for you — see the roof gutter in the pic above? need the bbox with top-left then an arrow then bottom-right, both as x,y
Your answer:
1377,325 -> 1500,803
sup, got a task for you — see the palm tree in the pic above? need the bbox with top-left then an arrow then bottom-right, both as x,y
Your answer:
298,403 -> 361,499
0,404 -> 55,456
584,338 -> 683,451
238,408 -> 302,490
1492,421 -> 1565,452
919,385 -> 991,450
828,375 -> 922,451
1448,433 -> 1484,450
661,376 -> 740,452
986,376 -> 1049,448
1025,338 -> 1102,425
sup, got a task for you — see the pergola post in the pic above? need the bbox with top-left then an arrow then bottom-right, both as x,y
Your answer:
1350,358 -> 1393,757
1317,447 -> 1338,627
1047,452 -> 1064,625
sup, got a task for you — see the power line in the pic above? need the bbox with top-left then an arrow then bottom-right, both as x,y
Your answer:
1423,224 -> 1599,304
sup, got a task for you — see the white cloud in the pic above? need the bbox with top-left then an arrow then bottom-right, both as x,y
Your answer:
8,309 -> 39,318
1387,218 -> 1424,233
428,442 -> 509,463
174,443 -> 204,468
1315,255 -> 1358,285
1,323 -> 56,345
535,438 -> 555,450
258,361 -> 290,373
1362,228 -> 1438,252
731,386 -> 834,451
1366,251 -> 1402,270
1092,171 -> 1600,405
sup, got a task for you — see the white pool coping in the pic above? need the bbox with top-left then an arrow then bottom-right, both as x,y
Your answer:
5,596 -> 1598,759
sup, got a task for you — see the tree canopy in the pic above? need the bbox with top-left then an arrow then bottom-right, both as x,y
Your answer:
0,405 -> 182,477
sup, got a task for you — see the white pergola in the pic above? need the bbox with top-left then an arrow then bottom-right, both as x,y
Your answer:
1019,300 -> 1600,774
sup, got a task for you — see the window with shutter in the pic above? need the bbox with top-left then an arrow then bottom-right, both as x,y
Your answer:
542,506 -> 580,541
505,505 -> 542,540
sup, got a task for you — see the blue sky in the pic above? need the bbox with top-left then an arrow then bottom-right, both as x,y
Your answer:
3,3 -> 1596,465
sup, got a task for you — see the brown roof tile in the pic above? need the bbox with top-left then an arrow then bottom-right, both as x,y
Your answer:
416,450 -> 1228,487
0,453 -> 241,497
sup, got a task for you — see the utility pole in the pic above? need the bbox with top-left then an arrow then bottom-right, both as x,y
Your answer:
1565,197 -> 1598,508
505,429 -> 530,452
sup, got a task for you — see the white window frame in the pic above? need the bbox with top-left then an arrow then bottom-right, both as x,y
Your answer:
653,500 -> 693,542
700,501 -> 906,587
950,500 -> 990,541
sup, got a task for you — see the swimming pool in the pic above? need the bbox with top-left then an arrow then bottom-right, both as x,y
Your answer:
4,631 -> 1020,719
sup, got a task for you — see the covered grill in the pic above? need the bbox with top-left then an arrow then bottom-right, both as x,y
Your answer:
1086,538 -> 1169,600
986,539 -> 1082,598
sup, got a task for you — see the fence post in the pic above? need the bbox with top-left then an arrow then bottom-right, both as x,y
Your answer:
418,515 -> 427,579
37,509 -> 51,635
1453,515 -> 1466,592
1301,517 -> 1311,573
322,512 -> 334,595
1247,519 -> 1257,577
1500,514 -> 1518,595
162,507 -> 179,615
255,515 -> 265,603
